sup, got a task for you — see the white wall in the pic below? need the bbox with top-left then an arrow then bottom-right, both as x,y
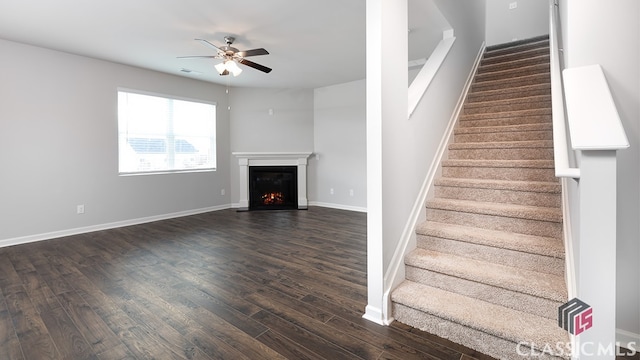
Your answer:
486,0 -> 549,46
228,87 -> 314,206
0,39 -> 231,245
559,0 -> 640,346
364,0 -> 486,323
312,80 -> 367,211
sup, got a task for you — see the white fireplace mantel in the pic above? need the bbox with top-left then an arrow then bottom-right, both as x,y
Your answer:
232,152 -> 313,210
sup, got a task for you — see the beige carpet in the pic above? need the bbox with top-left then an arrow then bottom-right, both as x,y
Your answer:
391,36 -> 570,360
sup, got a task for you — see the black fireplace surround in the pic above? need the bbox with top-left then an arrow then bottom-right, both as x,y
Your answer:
248,166 -> 298,210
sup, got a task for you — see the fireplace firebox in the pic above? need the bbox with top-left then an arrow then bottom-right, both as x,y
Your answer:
249,166 -> 298,210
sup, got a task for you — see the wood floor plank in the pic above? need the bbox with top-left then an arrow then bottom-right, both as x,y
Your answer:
55,290 -> 124,355
256,329 -> 328,360
39,306 -> 97,360
4,289 -> 60,360
252,309 -> 362,360
0,308 -> 25,360
249,294 -> 383,360
0,208 -> 493,360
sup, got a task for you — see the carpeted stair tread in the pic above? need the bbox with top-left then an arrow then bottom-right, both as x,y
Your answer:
484,37 -> 549,57
391,281 -> 569,354
426,198 -> 562,223
474,63 -> 550,83
467,83 -> 551,103
441,159 -> 557,183
454,124 -> 552,142
416,220 -> 564,258
415,224 -> 565,277
459,108 -> 551,123
455,123 -> 552,134
463,95 -> 551,115
442,159 -> 555,168
458,116 -> 551,129
449,140 -> 553,150
471,73 -> 551,93
435,177 -> 560,194
481,46 -> 550,66
478,54 -> 550,74
435,182 -> 560,208
404,248 -> 567,301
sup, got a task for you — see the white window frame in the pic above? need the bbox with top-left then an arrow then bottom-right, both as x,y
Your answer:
117,88 -> 217,175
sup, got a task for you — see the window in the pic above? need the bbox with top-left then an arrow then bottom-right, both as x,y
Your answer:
118,90 -> 216,174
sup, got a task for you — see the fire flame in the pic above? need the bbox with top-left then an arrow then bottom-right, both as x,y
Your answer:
261,192 -> 285,205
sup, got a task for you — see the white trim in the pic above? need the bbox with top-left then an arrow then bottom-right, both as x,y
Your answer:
408,31 -> 456,118
382,41 -> 486,321
617,328 -> 640,351
307,202 -> 367,213
362,305 -> 390,326
561,177 -> 577,299
0,204 -> 232,249
563,65 -> 630,150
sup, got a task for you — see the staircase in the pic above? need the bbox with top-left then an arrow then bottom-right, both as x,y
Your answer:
391,36 -> 570,359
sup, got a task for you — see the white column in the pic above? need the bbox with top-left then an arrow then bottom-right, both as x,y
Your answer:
238,158 -> 249,210
576,151 -> 617,359
297,157 -> 308,209
364,0 -> 408,325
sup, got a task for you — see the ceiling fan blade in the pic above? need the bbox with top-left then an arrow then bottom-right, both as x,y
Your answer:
238,59 -> 272,73
177,55 -> 219,59
237,48 -> 269,57
195,38 -> 222,52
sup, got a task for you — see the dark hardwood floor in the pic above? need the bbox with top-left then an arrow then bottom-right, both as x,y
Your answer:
0,207 -> 504,359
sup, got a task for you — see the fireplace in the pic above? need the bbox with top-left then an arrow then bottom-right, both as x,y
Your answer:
232,152 -> 312,211
249,166 -> 297,210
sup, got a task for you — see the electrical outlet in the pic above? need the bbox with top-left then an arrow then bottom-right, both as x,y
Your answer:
221,189 -> 225,196
509,2 -> 517,10
330,188 -> 334,195
349,189 -> 354,197
76,204 -> 85,214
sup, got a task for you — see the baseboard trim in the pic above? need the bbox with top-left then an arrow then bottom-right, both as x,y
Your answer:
308,201 -> 367,213
0,204 -> 232,249
363,305 -> 392,326
617,328 -> 640,351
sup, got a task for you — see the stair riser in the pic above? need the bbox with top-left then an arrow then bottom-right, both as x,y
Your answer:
472,73 -> 550,92
442,166 -> 557,182
475,65 -> 550,83
425,208 -> 562,238
459,116 -> 551,128
481,47 -> 550,66
460,108 -> 551,121
478,55 -> 550,74
455,130 -> 552,143
464,100 -> 551,115
467,85 -> 550,103
405,266 -> 562,319
434,186 -> 561,208
417,235 -> 564,275
392,304 -> 567,360
448,148 -> 554,161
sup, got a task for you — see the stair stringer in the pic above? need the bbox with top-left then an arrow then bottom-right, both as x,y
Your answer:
381,41 -> 486,323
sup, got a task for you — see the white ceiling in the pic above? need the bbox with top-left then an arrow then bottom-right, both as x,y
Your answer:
0,0 -> 440,89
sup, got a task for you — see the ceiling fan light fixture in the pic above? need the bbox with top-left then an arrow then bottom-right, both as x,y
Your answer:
214,62 -> 227,74
225,60 -> 243,76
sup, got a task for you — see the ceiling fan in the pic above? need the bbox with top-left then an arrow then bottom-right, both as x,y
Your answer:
178,36 -> 272,76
